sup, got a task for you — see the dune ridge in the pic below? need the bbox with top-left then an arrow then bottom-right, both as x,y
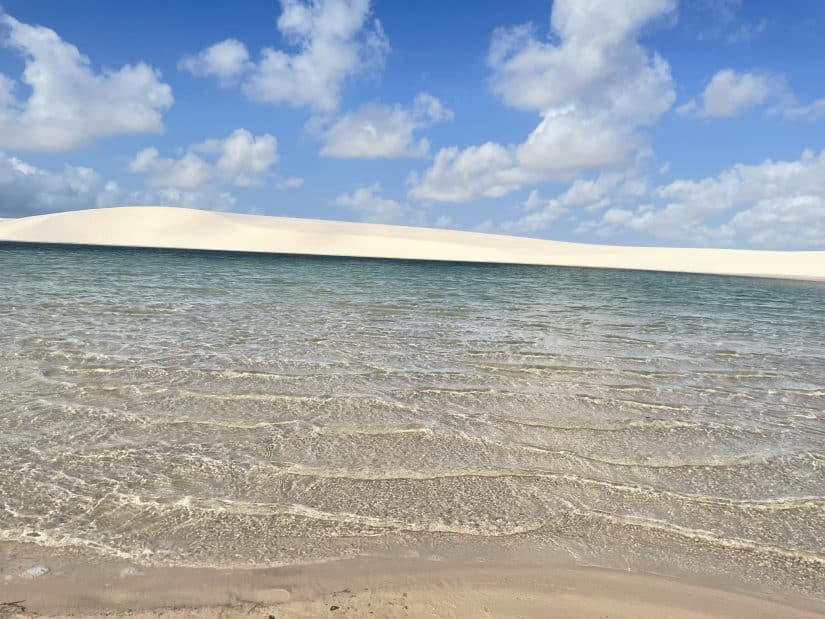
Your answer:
1,206 -> 823,281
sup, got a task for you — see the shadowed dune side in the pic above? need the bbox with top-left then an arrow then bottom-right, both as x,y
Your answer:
1,206 -> 824,281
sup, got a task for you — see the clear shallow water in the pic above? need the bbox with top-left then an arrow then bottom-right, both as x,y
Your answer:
1,243 -> 824,599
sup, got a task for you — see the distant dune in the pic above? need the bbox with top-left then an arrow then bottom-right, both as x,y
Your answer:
1,206 -> 823,281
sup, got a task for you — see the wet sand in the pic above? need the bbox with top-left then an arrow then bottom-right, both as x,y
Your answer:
3,549 -> 824,619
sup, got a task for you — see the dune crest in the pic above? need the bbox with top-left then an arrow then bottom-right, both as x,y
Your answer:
1,206 -> 823,281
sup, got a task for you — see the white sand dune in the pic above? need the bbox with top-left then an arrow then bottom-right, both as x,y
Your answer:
0,206 -> 823,281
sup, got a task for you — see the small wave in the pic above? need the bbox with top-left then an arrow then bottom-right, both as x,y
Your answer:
573,393 -> 691,412
0,528 -> 135,561
411,387 -> 519,396
507,438 -> 824,469
579,510 -> 825,567
493,415 -> 742,434
694,370 -> 781,379
175,390 -> 330,403
312,423 -> 434,436
266,463 -> 825,512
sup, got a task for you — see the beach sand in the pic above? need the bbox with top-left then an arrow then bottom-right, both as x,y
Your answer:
1,206 -> 824,281
3,554 -> 824,618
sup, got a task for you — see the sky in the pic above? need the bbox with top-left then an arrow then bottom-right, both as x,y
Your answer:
0,0 -> 823,249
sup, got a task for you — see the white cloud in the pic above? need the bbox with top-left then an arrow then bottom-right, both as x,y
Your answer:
409,0 -> 676,202
499,190 -> 570,234
130,129 -> 278,189
502,169 -> 649,233
334,183 -> 405,222
0,151 -> 239,218
487,0 -> 674,121
181,0 -> 389,112
496,151 -> 825,249
677,69 -> 780,118
587,150 -> 825,248
193,129 -> 279,186
408,142 -> 539,202
178,39 -> 252,85
0,13 -> 173,151
783,99 -> 825,122
319,93 -> 452,159
514,108 -> 643,175
129,149 -> 212,190
136,187 -> 238,212
0,151 -> 115,216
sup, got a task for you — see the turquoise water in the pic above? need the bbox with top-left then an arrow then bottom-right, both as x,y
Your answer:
1,243 -> 825,599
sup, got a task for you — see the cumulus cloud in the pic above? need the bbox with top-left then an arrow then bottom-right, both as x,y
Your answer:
134,187 -> 238,212
319,93 -> 452,159
129,149 -> 211,190
180,0 -> 388,112
498,190 -> 570,234
409,0 -> 676,202
496,149 -> 825,249
514,109 -> 644,175
586,150 -> 825,248
0,151 -> 116,217
334,183 -> 406,223
178,39 -> 252,85
502,171 -> 649,234
192,129 -> 280,186
677,69 -> 780,118
130,129 -> 278,189
782,98 -> 825,121
0,152 -> 238,218
0,13 -> 173,151
407,142 -> 539,202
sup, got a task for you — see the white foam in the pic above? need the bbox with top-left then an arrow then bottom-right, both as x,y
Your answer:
21,566 -> 49,578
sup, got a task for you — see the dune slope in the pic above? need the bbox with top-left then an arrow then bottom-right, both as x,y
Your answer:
0,206 -> 823,281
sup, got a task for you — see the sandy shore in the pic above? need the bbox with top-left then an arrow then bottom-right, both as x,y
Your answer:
3,556 -> 824,619
1,206 -> 824,281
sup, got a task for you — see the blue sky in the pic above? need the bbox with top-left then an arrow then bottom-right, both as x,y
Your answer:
0,0 -> 823,248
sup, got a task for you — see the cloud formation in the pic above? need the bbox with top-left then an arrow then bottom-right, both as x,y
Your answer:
0,152 -> 238,218
319,93 -> 452,159
0,151 -> 115,217
178,39 -> 252,85
598,150 -> 825,248
507,150 -> 825,249
409,0 -> 676,202
677,69 -> 781,118
0,13 -> 173,151
334,183 -> 405,223
130,129 -> 278,189
180,0 -> 388,112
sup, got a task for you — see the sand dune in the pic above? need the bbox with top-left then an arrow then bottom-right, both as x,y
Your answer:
1,206 -> 823,281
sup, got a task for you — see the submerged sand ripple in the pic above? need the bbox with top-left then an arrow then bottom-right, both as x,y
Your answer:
1,243 -> 824,603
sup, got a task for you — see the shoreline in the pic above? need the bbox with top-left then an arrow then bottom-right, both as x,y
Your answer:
3,553 -> 825,618
4,239 -> 825,285
1,206 -> 824,282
